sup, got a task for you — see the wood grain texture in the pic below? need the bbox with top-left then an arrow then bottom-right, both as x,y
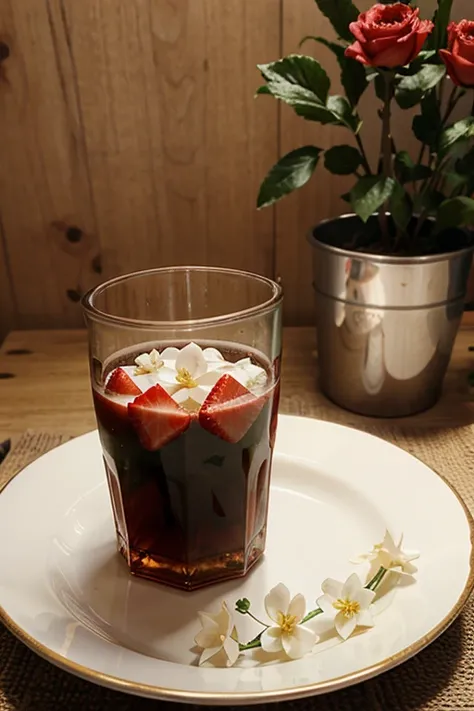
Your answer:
0,217 -> 16,344
62,0 -> 278,278
0,0 -> 100,331
1,316 -> 473,441
0,0 -> 279,337
1,0 -> 473,334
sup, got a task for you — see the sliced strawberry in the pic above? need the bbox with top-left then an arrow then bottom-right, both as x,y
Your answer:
128,384 -> 191,451
199,374 -> 266,443
106,368 -> 142,396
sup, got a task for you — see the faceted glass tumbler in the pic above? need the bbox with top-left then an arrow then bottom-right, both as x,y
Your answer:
82,267 -> 283,590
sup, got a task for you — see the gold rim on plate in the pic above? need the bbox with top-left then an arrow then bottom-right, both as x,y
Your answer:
1,432 -> 473,704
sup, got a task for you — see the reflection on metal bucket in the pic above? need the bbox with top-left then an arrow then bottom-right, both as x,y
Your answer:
310,215 -> 473,417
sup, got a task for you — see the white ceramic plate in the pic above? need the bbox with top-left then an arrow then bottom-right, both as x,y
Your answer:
0,415 -> 473,704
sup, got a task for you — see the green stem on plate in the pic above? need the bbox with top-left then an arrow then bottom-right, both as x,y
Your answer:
238,566 -> 389,651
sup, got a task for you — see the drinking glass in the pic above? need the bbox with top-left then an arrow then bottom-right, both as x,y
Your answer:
82,267 -> 283,590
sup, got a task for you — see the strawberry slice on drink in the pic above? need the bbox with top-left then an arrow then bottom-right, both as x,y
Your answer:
199,374 -> 266,443
106,367 -> 142,396
128,384 -> 191,451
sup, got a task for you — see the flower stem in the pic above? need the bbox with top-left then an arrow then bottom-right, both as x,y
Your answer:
366,566 -> 388,591
301,608 -> 324,624
355,133 -> 372,176
239,632 -> 264,651
378,71 -> 394,250
245,611 -> 269,628
442,85 -> 461,126
238,567 -> 390,651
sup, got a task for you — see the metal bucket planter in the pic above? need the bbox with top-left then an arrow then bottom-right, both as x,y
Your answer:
309,214 -> 473,417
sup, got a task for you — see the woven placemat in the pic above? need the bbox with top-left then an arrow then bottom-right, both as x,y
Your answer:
1,426 -> 474,711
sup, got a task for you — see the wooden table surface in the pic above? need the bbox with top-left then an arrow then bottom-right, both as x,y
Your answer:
1,320 -> 474,443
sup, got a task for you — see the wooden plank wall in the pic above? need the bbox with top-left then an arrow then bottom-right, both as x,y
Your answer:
0,0 -> 471,340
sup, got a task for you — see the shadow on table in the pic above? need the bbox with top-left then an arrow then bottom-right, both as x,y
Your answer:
0,612 -> 466,711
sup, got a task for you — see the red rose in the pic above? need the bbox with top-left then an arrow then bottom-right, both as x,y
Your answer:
345,3 -> 433,68
440,21 -> 474,88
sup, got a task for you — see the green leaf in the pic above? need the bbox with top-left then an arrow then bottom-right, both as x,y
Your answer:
415,189 -> 445,216
258,55 -> 330,104
444,171 -> 469,195
235,598 -> 251,614
429,0 -> 454,50
395,65 -> 446,109
257,56 -> 343,125
257,146 -> 322,208
326,95 -> 360,132
435,197 -> 474,232
390,181 -> 413,232
439,118 -> 474,157
299,36 -> 345,60
350,176 -> 395,223
397,51 -> 438,76
261,85 -> 339,125
255,85 -> 272,96
456,147 -> 474,176
395,151 -> 432,184
412,91 -> 442,149
325,145 -> 361,175
259,56 -> 361,130
303,36 -> 368,107
341,58 -> 368,108
374,73 -> 388,102
312,0 -> 360,42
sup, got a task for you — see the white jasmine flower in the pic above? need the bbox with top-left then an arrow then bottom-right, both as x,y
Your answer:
132,343 -> 267,408
260,583 -> 318,659
203,347 -> 225,363
134,349 -> 163,375
194,602 -> 240,668
352,530 -> 419,575
351,541 -> 384,565
317,573 -> 375,641
160,346 -> 180,366
156,342 -> 222,405
215,357 -> 267,393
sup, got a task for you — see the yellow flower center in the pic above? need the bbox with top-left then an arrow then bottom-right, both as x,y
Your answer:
276,611 -> 298,634
176,368 -> 197,388
333,598 -> 360,619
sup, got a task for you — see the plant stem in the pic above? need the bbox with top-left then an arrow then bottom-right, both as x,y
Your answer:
355,132 -> 372,176
245,611 -> 269,628
442,85 -> 461,126
301,608 -> 324,624
438,74 -> 446,109
239,633 -> 264,651
366,566 -> 388,591
381,77 -> 393,180
378,71 -> 394,250
413,144 -> 428,194
238,566 -> 389,651
414,152 -> 452,240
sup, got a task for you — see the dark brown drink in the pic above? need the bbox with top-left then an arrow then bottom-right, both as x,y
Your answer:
93,342 -> 279,591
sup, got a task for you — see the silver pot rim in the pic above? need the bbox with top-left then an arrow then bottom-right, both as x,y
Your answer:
309,213 -> 474,266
